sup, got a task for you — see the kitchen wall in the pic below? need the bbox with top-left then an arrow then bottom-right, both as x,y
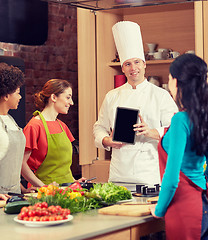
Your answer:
0,3 -> 81,177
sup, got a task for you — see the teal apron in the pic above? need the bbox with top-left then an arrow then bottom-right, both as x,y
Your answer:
34,111 -> 74,185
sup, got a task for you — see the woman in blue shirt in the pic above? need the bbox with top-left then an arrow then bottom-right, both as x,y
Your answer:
150,54 -> 208,240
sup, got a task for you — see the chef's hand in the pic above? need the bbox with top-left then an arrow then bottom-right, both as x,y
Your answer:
133,114 -> 160,140
102,131 -> 125,149
149,204 -> 163,219
0,194 -> 10,201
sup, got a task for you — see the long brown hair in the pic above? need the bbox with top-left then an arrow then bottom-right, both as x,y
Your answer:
34,79 -> 72,110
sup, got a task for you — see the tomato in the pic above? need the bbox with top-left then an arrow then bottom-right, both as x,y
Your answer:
34,203 -> 42,208
39,216 -> 49,221
55,205 -> 62,210
27,206 -> 34,210
20,211 -> 28,218
61,208 -> 71,215
55,215 -> 64,221
49,216 -> 56,221
52,209 -> 58,214
21,207 -> 29,213
34,209 -> 41,216
32,216 -> 40,221
48,205 -> 55,211
41,202 -> 48,208
18,204 -> 70,222
41,210 -> 49,216
28,210 -> 35,217
18,212 -> 25,220
23,217 -> 29,221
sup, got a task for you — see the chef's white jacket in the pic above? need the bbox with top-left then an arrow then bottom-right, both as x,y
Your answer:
93,80 -> 178,186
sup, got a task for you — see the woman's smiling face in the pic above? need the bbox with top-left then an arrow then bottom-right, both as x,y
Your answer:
53,87 -> 74,114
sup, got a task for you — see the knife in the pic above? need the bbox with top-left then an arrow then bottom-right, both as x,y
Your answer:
8,192 -> 25,197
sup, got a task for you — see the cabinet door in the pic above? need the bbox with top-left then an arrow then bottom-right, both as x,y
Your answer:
77,8 -> 97,165
203,1 -> 208,64
96,11 -> 122,160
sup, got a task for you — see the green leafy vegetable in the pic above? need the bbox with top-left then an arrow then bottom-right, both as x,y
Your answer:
28,182 -> 132,213
90,182 -> 132,204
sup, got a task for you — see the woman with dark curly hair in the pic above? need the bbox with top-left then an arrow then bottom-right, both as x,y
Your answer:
150,54 -> 208,240
22,79 -> 86,187
0,62 -> 35,196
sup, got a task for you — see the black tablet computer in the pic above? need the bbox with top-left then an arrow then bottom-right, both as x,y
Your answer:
112,107 -> 139,144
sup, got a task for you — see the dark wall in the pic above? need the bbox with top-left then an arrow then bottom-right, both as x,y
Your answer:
0,0 -> 48,45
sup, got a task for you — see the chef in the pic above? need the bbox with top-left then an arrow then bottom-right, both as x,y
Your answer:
93,21 -> 178,186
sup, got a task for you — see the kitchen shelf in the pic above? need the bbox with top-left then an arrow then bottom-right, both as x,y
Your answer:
108,59 -> 174,67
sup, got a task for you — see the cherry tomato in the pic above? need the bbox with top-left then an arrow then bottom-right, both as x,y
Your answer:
32,216 -> 40,221
41,202 -> 48,208
49,216 -> 56,221
28,217 -> 34,221
18,204 -> 71,222
28,210 -> 35,217
23,217 -> 29,221
39,216 -> 49,221
18,212 -> 25,220
34,203 -> 42,208
55,215 -> 64,221
21,207 -> 29,213
55,205 -> 62,210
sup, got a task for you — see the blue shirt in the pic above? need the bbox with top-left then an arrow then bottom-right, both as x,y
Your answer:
155,112 -> 208,217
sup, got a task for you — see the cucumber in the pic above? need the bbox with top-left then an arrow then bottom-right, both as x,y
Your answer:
4,200 -> 30,214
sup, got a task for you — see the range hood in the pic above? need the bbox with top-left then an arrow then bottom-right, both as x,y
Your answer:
41,0 -> 204,10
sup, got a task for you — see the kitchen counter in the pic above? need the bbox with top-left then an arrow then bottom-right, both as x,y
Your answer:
0,207 -> 164,240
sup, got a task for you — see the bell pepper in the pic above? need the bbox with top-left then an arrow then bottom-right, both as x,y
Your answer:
69,182 -> 83,191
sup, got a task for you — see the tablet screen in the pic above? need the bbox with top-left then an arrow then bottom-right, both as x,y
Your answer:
112,107 -> 139,144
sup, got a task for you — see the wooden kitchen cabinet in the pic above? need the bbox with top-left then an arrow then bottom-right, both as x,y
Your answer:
77,1 -> 208,180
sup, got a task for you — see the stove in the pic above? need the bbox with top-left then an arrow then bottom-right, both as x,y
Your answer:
132,184 -> 160,197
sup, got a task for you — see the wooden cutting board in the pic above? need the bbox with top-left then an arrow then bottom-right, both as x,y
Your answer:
98,204 -> 151,217
147,196 -> 159,203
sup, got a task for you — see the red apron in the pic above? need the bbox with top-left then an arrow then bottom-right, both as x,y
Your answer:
158,128 -> 203,240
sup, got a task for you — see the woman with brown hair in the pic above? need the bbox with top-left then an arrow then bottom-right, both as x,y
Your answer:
22,79 -> 85,187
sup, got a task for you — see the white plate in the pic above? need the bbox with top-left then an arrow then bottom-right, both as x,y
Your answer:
14,215 -> 73,227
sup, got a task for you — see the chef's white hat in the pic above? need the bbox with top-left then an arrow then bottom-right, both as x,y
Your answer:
112,21 -> 145,66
